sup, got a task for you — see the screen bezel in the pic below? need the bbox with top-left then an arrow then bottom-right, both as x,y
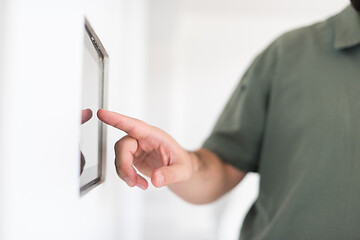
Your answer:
80,18 -> 108,196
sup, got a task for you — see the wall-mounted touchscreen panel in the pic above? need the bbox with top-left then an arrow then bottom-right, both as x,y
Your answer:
79,18 -> 108,195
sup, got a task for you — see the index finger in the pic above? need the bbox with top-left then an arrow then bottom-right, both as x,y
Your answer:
97,109 -> 150,139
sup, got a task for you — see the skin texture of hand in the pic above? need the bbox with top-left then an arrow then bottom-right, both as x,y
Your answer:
97,109 -> 246,204
97,109 -> 194,190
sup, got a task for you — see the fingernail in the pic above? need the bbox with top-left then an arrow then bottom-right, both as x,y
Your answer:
156,172 -> 164,187
124,177 -> 134,187
136,183 -> 146,190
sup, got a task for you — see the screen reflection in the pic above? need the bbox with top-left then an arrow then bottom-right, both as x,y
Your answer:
80,108 -> 93,175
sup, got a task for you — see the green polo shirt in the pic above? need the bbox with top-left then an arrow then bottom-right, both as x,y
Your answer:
203,5 -> 360,240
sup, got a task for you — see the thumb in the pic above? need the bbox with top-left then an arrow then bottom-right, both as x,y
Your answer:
151,163 -> 192,188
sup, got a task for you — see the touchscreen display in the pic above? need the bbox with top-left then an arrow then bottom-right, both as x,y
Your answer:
79,19 -> 108,195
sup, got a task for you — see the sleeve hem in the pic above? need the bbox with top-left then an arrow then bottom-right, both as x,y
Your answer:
202,138 -> 258,173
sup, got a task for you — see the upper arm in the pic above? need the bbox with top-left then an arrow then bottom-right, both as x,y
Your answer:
202,42 -> 278,173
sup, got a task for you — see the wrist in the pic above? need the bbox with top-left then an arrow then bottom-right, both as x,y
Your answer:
188,150 -> 202,175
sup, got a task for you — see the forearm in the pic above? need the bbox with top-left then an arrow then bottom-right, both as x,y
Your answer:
168,148 -> 246,204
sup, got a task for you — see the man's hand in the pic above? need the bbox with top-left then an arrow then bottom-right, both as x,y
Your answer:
97,109 -> 195,190
98,109 -> 246,204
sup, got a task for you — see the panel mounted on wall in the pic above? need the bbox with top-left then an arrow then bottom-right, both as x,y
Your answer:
79,18 -> 108,196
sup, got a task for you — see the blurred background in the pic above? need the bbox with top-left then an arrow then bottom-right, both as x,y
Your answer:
0,0 -> 347,239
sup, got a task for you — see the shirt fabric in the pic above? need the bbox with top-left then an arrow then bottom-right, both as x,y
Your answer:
203,5 -> 360,240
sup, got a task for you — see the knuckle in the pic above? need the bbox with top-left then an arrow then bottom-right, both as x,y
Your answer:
114,135 -> 131,150
113,144 -> 118,151
135,118 -> 146,127
114,139 -> 121,151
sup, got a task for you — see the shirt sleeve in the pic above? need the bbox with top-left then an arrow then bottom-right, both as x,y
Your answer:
203,43 -> 278,173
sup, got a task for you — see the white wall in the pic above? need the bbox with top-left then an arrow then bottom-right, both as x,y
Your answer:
0,0 -> 148,239
0,0 -> 6,237
0,1 -> 83,238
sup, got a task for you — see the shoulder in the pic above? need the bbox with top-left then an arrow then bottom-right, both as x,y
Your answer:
271,16 -> 335,59
240,16 -> 336,90
249,18 -> 334,69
